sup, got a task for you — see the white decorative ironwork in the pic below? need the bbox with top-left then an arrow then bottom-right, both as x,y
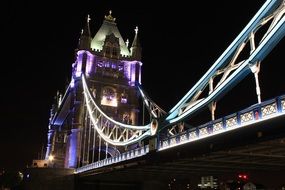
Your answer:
166,0 -> 285,127
168,123 -> 185,136
162,140 -> 169,148
170,137 -> 176,145
159,95 -> 285,152
138,85 -> 166,119
74,0 -> 285,173
180,134 -> 188,142
82,74 -> 151,146
261,103 -> 277,117
75,145 -> 149,174
241,112 -> 254,123
213,122 -> 223,133
199,127 -> 209,136
138,85 -> 185,136
139,85 -> 187,137
189,131 -> 197,139
226,117 -> 238,128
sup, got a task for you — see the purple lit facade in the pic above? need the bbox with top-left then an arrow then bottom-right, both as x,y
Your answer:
72,51 -> 142,86
45,12 -> 143,169
67,129 -> 79,168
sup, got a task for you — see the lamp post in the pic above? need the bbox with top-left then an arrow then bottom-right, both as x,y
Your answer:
48,155 -> 54,168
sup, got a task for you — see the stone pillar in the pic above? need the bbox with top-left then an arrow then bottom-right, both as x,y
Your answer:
45,129 -> 55,159
67,128 -> 81,168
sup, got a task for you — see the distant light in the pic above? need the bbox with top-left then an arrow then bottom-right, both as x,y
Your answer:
238,174 -> 248,180
18,172 -> 23,180
70,79 -> 75,88
48,155 -> 54,161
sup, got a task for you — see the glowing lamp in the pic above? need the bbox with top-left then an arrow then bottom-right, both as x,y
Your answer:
48,155 -> 54,162
238,174 -> 248,180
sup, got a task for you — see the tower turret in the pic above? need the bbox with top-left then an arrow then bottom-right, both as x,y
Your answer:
78,15 -> 92,50
46,11 -> 143,169
131,26 -> 142,61
91,10 -> 130,57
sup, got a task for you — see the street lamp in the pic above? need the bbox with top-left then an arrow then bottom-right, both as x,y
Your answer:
48,155 -> 54,162
48,155 -> 54,167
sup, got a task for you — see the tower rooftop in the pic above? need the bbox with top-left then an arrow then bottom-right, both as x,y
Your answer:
91,10 -> 130,57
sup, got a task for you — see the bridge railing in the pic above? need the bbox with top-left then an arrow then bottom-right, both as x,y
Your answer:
159,94 -> 285,151
74,95 -> 285,173
75,145 -> 149,174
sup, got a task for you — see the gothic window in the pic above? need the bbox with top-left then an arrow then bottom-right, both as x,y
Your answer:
97,61 -> 103,67
105,62 -> 110,68
101,87 -> 117,107
121,92 -> 127,103
118,65 -> 123,71
103,33 -> 120,59
112,48 -> 117,57
105,47 -> 111,55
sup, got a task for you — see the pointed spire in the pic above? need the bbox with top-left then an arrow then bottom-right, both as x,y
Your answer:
82,14 -> 91,37
104,10 -> 116,22
131,26 -> 140,47
126,39 -> 129,48
78,14 -> 92,50
135,26 -> 138,34
131,26 -> 142,60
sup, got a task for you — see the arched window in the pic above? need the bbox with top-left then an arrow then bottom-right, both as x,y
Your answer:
121,92 -> 127,103
101,87 -> 117,107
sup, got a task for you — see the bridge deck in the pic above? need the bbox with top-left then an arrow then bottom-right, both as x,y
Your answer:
77,114 -> 285,187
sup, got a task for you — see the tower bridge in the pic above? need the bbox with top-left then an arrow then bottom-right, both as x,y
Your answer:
24,0 -> 285,189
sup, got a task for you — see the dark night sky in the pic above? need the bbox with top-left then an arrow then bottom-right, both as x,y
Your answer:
1,0 -> 284,172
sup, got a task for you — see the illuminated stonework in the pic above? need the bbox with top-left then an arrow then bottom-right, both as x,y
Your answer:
46,12 -> 143,168
100,87 -> 118,107
91,11 -> 131,57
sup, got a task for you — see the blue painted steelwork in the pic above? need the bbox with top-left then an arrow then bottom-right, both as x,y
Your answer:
166,0 -> 283,121
75,94 -> 285,172
164,0 -> 285,128
49,1 -> 285,171
159,94 -> 285,151
68,129 -> 80,168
